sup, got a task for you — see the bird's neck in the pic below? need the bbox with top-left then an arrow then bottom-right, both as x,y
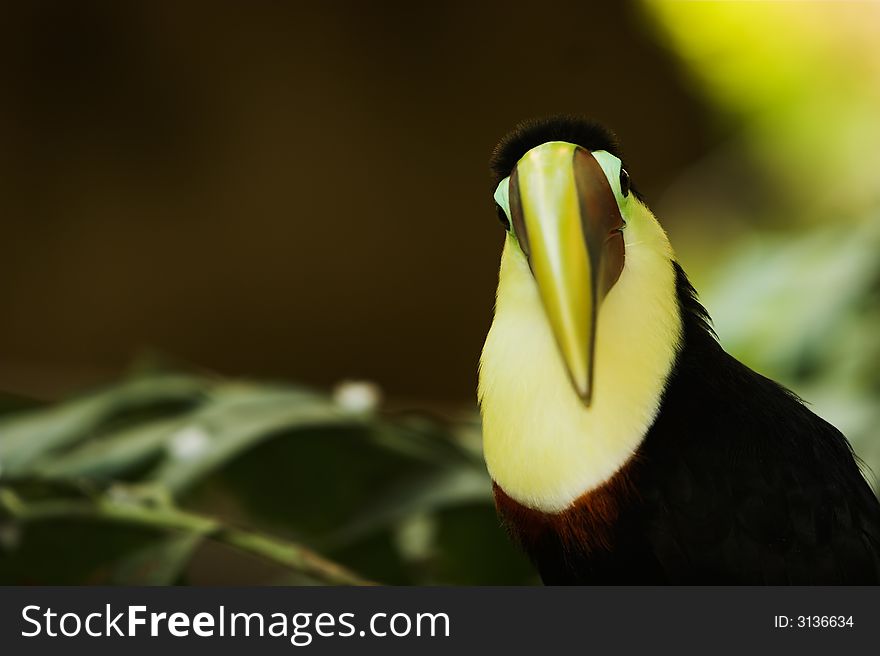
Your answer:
479,227 -> 682,514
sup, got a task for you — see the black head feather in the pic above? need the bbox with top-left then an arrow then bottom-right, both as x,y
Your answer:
490,115 -> 622,188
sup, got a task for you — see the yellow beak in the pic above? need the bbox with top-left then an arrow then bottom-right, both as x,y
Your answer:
509,142 -> 625,405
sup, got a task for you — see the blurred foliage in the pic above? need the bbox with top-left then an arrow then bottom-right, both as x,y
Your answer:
645,1 -> 880,488
647,0 -> 880,217
0,372 -> 535,585
707,222 -> 880,481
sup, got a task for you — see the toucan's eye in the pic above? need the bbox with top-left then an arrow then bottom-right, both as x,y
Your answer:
495,203 -> 511,230
619,168 -> 631,198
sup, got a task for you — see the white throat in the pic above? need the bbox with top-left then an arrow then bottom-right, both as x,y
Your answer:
478,206 -> 682,514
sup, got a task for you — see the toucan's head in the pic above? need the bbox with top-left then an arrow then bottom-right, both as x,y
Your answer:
480,116 -> 683,512
489,115 -> 669,406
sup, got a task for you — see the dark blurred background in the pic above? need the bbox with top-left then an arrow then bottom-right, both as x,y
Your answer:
0,0 -> 716,404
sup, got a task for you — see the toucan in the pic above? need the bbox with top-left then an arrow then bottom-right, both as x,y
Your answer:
478,115 -> 880,584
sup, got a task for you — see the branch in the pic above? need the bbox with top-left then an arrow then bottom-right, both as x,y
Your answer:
0,489 -> 375,586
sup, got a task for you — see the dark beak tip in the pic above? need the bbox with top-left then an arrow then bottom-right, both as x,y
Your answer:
575,384 -> 593,407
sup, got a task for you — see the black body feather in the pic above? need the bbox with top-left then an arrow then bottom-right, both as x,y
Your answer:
528,264 -> 880,584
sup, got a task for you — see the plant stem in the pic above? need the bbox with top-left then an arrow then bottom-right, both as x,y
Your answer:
0,489 -> 375,586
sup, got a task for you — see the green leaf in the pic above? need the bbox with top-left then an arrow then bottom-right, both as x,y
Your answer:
148,384 -> 366,494
323,466 -> 491,548
110,532 -> 204,585
31,417 -> 184,481
0,375 -> 208,476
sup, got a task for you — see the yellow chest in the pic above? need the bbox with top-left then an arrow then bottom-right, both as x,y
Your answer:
478,229 -> 681,514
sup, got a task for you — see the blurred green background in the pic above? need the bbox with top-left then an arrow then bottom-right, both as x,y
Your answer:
1,0 -> 878,585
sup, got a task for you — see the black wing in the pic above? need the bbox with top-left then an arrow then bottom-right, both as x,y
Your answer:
637,269 -> 880,584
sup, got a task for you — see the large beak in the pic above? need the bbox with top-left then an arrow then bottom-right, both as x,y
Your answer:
509,143 -> 625,405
